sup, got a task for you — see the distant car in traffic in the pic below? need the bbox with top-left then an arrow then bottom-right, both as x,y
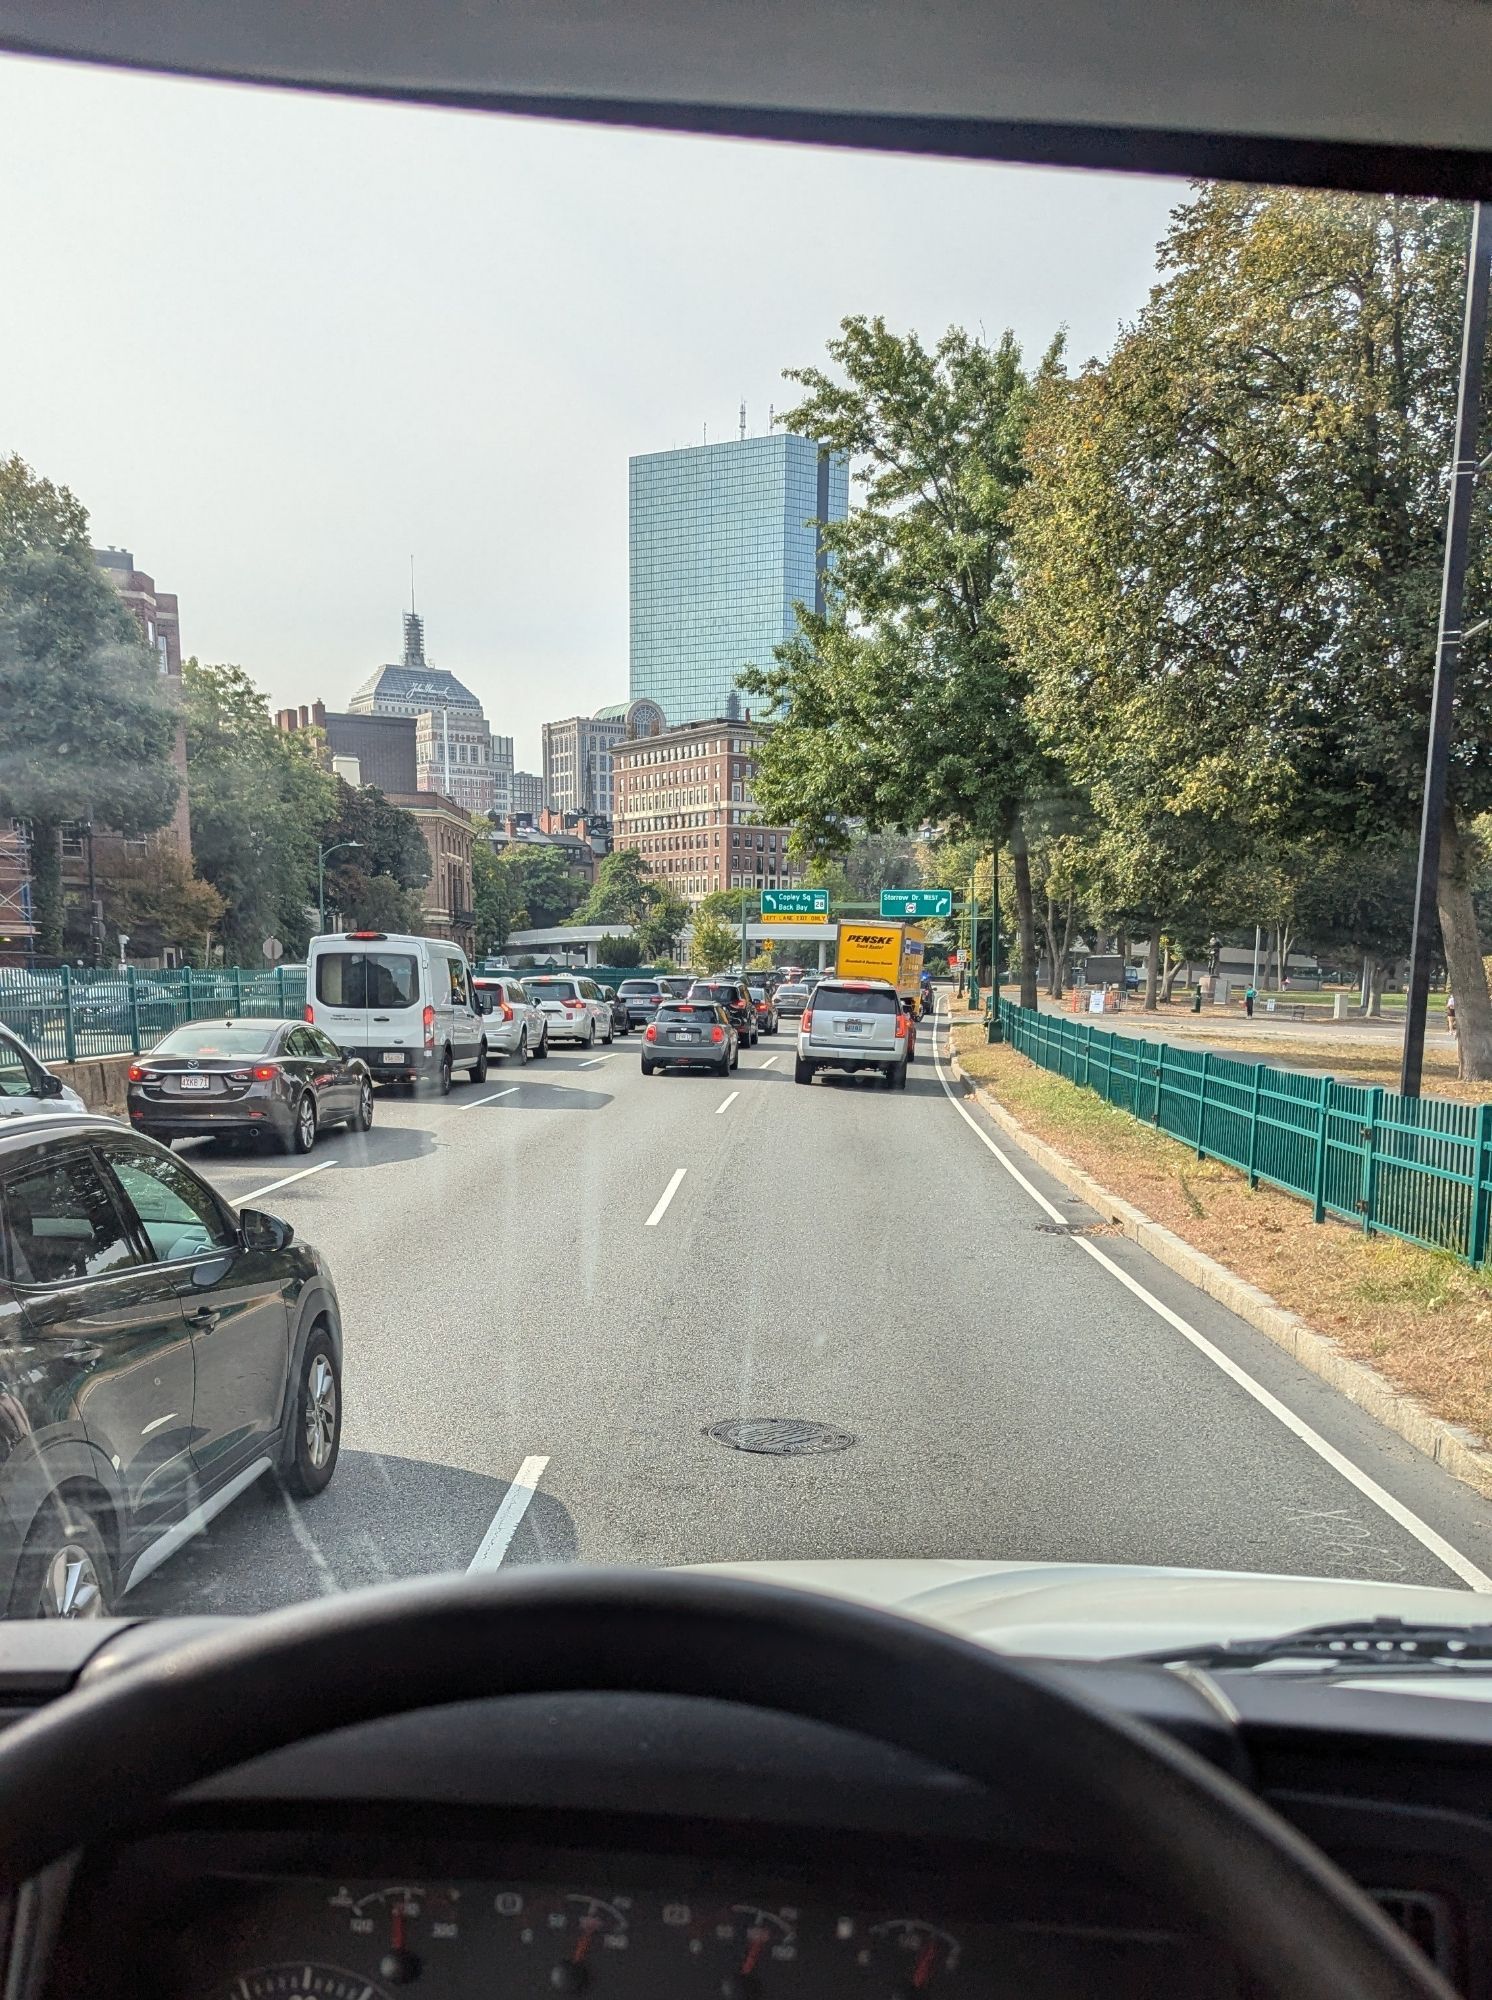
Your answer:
600,986 -> 631,1037
747,984 -> 779,1036
306,930 -> 486,1092
523,974 -> 614,1047
472,976 -> 549,1062
688,977 -> 758,1046
0,1110 -> 342,1616
795,977 -> 910,1090
641,1001 -> 739,1076
774,981 -> 810,1018
616,978 -> 667,1029
126,1019 -> 373,1152
0,1023 -> 85,1119
658,975 -> 695,1001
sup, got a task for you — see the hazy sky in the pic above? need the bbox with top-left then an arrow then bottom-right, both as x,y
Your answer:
0,54 -> 1182,769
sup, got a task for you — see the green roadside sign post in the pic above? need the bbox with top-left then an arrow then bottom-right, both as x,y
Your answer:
761,888 -> 829,915
879,888 -> 953,920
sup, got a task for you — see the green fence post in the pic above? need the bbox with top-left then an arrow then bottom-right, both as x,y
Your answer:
184,963 -> 195,1023
126,966 -> 141,1054
1195,1051 -> 1210,1159
1311,1075 -> 1332,1223
1360,1085 -> 1384,1238
233,966 -> 243,1014
277,965 -> 288,1017
1246,1061 -> 1263,1188
1154,1042 -> 1165,1125
1471,1101 -> 1492,1266
60,963 -> 76,1064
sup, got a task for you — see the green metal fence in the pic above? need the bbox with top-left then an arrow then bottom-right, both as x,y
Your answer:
997,997 -> 1492,1267
0,964 -> 308,1066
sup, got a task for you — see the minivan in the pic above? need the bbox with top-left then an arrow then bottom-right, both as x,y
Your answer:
305,931 -> 487,1092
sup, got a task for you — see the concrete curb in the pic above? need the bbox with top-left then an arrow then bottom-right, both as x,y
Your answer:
947,1042 -> 1492,1504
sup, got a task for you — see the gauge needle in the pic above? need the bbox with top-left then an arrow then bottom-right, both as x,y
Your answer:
573,1917 -> 601,1965
912,1940 -> 939,1988
391,1910 -> 405,1955
741,1927 -> 768,1976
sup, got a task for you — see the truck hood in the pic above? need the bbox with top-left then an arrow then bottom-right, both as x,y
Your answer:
689,1557 -> 1492,1663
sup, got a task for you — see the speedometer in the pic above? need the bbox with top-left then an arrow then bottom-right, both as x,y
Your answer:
210,1970 -> 393,2000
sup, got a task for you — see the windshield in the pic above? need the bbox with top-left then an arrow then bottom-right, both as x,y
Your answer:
6,51 -> 1492,1655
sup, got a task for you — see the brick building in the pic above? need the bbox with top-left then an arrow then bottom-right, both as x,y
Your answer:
386,791 -> 475,951
611,716 -> 802,903
92,547 -> 192,857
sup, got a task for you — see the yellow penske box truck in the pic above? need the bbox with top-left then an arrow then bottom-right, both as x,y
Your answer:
834,920 -> 925,1003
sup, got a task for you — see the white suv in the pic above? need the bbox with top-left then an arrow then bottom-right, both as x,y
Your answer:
795,978 -> 909,1090
472,976 -> 549,1062
522,974 -> 614,1048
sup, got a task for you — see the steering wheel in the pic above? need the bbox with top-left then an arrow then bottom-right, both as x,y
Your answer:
0,1568 -> 1453,1999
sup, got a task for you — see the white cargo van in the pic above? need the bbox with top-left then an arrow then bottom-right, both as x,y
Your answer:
305,931 -> 486,1092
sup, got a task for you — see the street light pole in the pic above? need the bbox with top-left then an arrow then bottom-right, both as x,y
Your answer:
740,889 -> 749,974
317,841 -> 363,933
1402,200 -> 1492,1099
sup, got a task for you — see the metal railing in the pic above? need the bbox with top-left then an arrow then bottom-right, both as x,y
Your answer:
997,997 -> 1492,1267
0,965 -> 309,1065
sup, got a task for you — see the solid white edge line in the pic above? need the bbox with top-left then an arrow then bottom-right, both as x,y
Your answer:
645,1167 -> 687,1227
238,1159 -> 337,1204
468,1454 -> 551,1571
931,1018 -> 1492,1593
715,1091 -> 739,1115
462,1086 -> 520,1108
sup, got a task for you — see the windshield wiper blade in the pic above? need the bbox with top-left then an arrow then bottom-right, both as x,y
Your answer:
1133,1616 -> 1492,1671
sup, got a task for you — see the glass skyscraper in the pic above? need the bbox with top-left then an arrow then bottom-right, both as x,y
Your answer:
629,432 -> 849,724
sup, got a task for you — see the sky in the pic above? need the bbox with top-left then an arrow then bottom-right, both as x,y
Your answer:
0,54 -> 1183,771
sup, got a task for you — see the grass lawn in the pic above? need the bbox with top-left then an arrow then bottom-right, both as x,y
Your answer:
953,1024 -> 1492,1449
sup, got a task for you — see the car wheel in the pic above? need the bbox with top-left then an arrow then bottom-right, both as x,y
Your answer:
730,1044 -> 740,1070
280,1325 -> 341,1499
518,1026 -> 530,1063
285,1092 -> 317,1154
438,1046 -> 453,1095
896,1056 -> 909,1090
794,1057 -> 814,1084
641,1059 -> 655,1075
534,1026 -> 549,1060
716,1051 -> 731,1077
351,1076 -> 374,1132
585,1021 -> 596,1047
8,1497 -> 114,1620
470,1039 -> 489,1084
603,1019 -> 614,1044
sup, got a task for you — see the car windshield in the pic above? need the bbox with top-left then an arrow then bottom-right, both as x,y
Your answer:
7,46 -> 1492,1695
152,1024 -> 278,1056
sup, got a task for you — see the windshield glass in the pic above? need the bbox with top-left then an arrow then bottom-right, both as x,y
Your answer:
6,49 -> 1492,1654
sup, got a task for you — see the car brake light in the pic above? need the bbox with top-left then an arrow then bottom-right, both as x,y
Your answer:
644,1023 -> 657,1041
126,1064 -> 145,1082
897,1012 -> 910,1036
303,1005 -> 314,1023
252,1064 -> 278,1081
802,1010 -> 812,1031
422,1003 -> 436,1047
710,1025 -> 724,1043
500,1002 -> 514,1022
348,930 -> 387,940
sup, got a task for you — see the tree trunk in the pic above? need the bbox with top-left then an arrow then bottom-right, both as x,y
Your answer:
1162,955 -> 1184,1003
1438,805 -> 1492,1081
1042,895 -> 1060,996
1011,819 -> 1039,1011
1057,895 -> 1075,998
1368,958 -> 1387,1018
1143,921 -> 1162,1010
29,817 -> 63,958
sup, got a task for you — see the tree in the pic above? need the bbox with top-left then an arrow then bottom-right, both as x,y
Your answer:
0,455 -> 181,954
596,933 -> 643,967
497,845 -> 582,930
182,659 -> 336,961
94,842 -> 225,962
690,911 -> 738,973
1291,835 -> 1419,1014
319,778 -> 430,919
741,317 -> 1056,1005
573,847 -> 689,958
472,838 -> 521,954
1012,189 -> 1492,1072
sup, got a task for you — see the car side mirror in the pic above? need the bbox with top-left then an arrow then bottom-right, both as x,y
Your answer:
38,1072 -> 64,1098
239,1206 -> 294,1252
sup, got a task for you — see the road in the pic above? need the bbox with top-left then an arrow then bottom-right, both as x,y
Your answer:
126,1006 -> 1492,1617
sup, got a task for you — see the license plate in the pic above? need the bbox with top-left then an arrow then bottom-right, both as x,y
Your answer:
179,1074 -> 210,1090
382,1051 -> 406,1064
843,1019 -> 864,1034
676,1031 -> 699,1041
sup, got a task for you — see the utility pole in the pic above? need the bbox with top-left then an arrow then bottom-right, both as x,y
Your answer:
740,889 -> 749,974
1402,201 -> 1492,1098
987,847 -> 1003,1042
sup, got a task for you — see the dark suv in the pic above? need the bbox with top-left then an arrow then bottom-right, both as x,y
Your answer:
687,977 -> 758,1046
0,1112 -> 343,1617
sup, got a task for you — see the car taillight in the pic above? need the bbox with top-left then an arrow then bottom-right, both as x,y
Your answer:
423,1003 -> 436,1047
501,1002 -> 514,1022
711,1025 -> 724,1043
252,1064 -> 278,1081
897,1013 -> 910,1036
802,1010 -> 813,1031
644,1024 -> 657,1041
126,1064 -> 145,1082
304,1005 -> 314,1023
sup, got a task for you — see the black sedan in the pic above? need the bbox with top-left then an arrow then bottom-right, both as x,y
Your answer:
127,1019 -> 372,1153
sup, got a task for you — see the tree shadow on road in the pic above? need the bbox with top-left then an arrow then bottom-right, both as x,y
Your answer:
124,1449 -> 580,1618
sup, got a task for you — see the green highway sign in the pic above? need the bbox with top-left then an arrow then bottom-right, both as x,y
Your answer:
880,888 -> 953,919
761,888 -> 829,915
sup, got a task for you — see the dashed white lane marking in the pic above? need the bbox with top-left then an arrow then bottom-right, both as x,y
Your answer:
468,1455 -> 552,1571
759,1055 -> 780,1069
579,1054 -> 614,1068
462,1086 -> 520,1108
238,1159 -> 337,1203
930,1014 -> 1492,1592
645,1167 -> 687,1227
715,1091 -> 739,1115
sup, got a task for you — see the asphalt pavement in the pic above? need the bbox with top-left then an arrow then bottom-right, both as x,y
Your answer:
124,1005 -> 1492,1617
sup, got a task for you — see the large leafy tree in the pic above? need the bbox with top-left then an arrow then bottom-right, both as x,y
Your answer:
742,317 -> 1055,1004
318,777 -> 430,934
573,847 -> 689,957
182,659 -> 336,961
0,455 -> 180,954
690,911 -> 738,973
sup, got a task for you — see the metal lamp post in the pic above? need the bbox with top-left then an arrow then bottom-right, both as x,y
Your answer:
317,841 -> 363,933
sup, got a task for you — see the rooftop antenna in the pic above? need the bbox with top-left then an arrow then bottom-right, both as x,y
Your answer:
739,400 -> 747,440
703,420 -> 708,443
768,403 -> 776,430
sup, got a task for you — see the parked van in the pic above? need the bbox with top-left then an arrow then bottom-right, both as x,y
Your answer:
305,931 -> 486,1092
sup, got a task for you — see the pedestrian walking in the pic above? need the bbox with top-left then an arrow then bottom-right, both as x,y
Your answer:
1448,993 -> 1458,1036
1244,984 -> 1256,1018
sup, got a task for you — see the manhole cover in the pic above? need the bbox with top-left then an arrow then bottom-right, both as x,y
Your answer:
705,1418 -> 855,1457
